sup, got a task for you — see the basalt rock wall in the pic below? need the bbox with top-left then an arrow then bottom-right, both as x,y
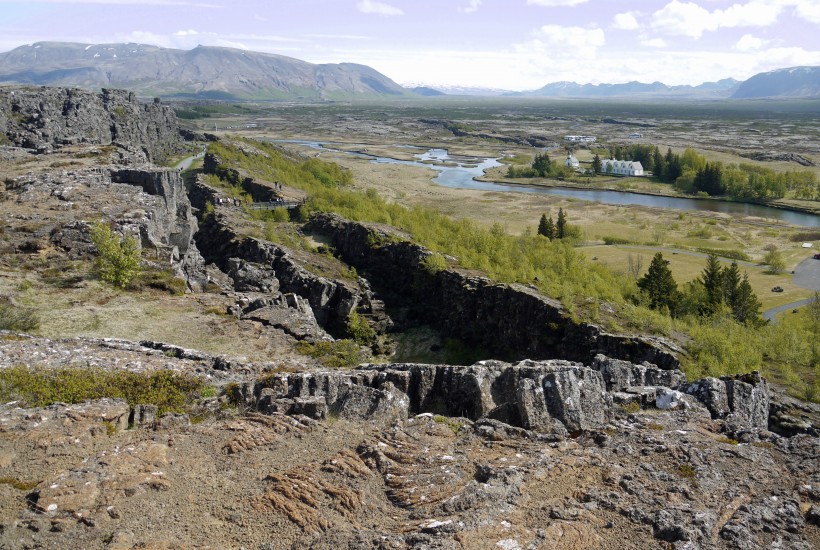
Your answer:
0,86 -> 180,162
246,356 -> 770,433
190,177 -> 361,332
305,213 -> 680,368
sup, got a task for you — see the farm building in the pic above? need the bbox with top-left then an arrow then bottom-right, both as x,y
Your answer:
601,159 -> 644,176
565,152 -> 580,168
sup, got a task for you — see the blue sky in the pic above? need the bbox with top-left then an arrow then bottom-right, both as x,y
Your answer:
1,0 -> 818,90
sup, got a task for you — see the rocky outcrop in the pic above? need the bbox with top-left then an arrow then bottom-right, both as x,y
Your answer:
0,86 -> 179,162
683,372 -> 770,430
305,213 -> 681,367
191,180 -> 364,334
109,167 -> 206,287
243,356 -> 779,433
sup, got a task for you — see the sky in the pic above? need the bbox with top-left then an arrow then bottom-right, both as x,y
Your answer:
0,0 -> 819,90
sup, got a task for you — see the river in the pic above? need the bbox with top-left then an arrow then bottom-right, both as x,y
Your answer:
272,140 -> 820,228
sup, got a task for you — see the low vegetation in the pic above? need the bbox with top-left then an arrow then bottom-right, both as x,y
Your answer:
0,366 -> 208,414
90,221 -> 141,288
208,137 -> 819,399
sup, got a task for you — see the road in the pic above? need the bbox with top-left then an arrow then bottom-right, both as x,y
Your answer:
763,256 -> 819,321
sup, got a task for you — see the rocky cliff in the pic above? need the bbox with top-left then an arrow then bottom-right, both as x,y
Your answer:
0,85 -> 180,162
305,213 -> 681,367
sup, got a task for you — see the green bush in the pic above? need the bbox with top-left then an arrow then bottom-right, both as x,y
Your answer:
421,253 -> 448,274
90,221 -> 141,288
0,366 -> 206,414
0,303 -> 40,332
295,339 -> 367,369
603,236 -> 633,245
695,248 -> 751,262
346,312 -> 376,345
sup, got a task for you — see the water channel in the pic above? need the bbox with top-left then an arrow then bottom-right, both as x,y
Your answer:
272,140 -> 820,228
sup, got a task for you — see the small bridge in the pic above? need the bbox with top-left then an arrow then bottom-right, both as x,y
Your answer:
249,200 -> 302,211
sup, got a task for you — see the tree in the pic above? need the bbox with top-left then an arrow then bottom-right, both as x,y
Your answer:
532,153 -> 552,177
591,154 -> 602,174
537,214 -> 556,240
763,248 -> 785,274
700,254 -> 724,314
627,253 -> 644,280
722,261 -> 741,307
90,221 -> 141,288
731,273 -> 762,326
638,252 -> 679,312
556,207 -> 567,239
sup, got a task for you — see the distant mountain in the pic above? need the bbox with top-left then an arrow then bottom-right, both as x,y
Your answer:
0,42 -> 412,100
410,85 -> 513,96
512,79 -> 740,99
731,66 -> 820,98
410,86 -> 446,97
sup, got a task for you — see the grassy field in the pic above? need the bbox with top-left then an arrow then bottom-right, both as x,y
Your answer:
578,245 -> 815,311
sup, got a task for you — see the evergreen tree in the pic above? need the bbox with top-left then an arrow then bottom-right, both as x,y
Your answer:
700,254 -> 724,314
538,213 -> 556,239
592,154 -> 602,174
653,149 -> 665,181
545,216 -> 556,240
538,214 -> 549,237
638,253 -> 679,312
732,274 -> 762,325
722,261 -> 741,307
556,207 -> 567,239
532,153 -> 552,177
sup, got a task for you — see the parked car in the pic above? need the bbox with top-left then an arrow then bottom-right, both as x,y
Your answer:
814,253 -> 820,260
771,286 -> 784,293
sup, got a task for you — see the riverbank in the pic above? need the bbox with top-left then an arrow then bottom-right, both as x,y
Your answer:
478,173 -> 820,218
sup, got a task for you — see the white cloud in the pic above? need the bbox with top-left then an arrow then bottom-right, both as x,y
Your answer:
0,0 -> 220,5
793,1 -> 820,24
515,25 -> 605,62
356,0 -> 403,16
651,2 -> 717,39
304,34 -> 372,41
174,29 -> 198,37
651,0 -> 787,40
526,0 -> 590,6
458,0 -> 481,14
612,12 -> 640,30
641,38 -> 667,48
734,34 -> 766,51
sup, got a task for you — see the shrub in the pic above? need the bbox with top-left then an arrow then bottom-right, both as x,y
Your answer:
0,366 -> 206,414
421,253 -> 448,274
90,221 -> 141,288
0,302 -> 40,332
695,248 -> 751,262
295,339 -> 367,369
346,312 -> 376,346
603,236 -> 633,245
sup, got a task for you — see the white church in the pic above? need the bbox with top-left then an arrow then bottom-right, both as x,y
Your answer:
601,158 -> 644,177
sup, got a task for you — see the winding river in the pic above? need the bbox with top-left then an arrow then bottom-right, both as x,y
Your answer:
273,140 -> 820,228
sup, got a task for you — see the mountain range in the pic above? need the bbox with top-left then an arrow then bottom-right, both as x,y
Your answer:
0,42 -> 409,100
0,42 -> 817,101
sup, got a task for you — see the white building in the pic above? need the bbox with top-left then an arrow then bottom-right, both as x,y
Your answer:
565,152 -> 579,169
601,158 -> 644,176
564,135 -> 596,143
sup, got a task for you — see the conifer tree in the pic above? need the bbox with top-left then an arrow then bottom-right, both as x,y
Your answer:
722,261 -> 741,307
732,273 -> 762,325
700,254 -> 724,314
556,207 -> 567,239
638,252 -> 679,312
592,154 -> 602,174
